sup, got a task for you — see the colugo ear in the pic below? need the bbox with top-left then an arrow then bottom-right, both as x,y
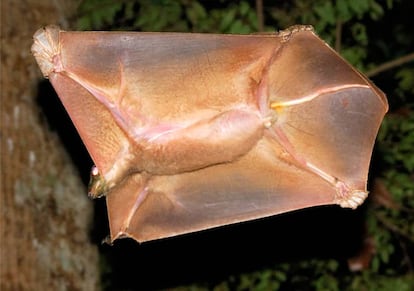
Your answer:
32,25 -> 387,243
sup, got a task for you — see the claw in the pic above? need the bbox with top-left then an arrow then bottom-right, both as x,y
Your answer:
334,186 -> 368,209
88,165 -> 109,198
32,25 -> 61,77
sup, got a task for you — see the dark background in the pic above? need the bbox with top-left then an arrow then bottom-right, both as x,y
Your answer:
2,1 -> 412,290
55,0 -> 414,289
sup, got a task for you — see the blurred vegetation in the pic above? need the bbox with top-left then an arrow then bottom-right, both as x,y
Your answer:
72,0 -> 414,290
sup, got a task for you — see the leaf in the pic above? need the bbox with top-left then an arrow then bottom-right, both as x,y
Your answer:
337,0 -> 352,21
348,0 -> 370,18
186,1 -> 207,26
314,1 -> 336,26
219,8 -> 236,31
396,68 -> 414,92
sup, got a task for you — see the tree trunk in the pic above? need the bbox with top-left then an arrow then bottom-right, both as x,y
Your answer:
1,0 -> 100,290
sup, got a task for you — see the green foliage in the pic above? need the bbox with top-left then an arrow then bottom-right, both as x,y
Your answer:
76,0 -> 123,30
76,0 -> 258,33
349,273 -> 414,291
380,111 -> 414,175
271,0 -> 393,70
73,0 -> 414,290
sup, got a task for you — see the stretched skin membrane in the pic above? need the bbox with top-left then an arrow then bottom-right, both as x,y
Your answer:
32,25 -> 388,243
